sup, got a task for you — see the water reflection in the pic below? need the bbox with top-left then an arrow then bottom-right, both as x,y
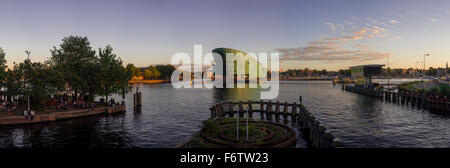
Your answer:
1,80 -> 450,148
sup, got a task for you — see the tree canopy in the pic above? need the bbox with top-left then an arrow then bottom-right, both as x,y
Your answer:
0,36 -> 131,111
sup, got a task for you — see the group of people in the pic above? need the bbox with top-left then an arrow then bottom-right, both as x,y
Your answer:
1,100 -> 17,113
46,94 -> 95,111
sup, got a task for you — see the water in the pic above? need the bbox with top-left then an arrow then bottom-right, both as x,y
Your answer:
1,80 -> 449,148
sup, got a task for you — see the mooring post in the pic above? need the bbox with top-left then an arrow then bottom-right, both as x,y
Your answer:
238,101 -> 244,118
275,101 -> 281,121
228,103 -> 234,117
283,102 -> 288,121
292,102 -> 297,122
248,100 -> 253,118
215,103 -> 220,118
133,93 -> 137,110
219,102 -> 225,117
267,100 -> 273,120
210,105 -> 215,118
260,100 -> 265,120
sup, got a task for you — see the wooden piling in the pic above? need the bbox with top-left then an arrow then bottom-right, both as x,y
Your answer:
292,102 -> 297,122
283,102 -> 288,121
275,101 -> 281,121
267,101 -> 273,120
248,100 -> 253,118
228,103 -> 234,117
238,101 -> 244,118
260,100 -> 265,120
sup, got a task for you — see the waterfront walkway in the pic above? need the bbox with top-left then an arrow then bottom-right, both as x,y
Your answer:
0,105 -> 125,126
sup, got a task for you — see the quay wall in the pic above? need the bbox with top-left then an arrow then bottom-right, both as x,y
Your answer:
0,106 -> 126,126
343,85 -> 450,112
128,80 -> 168,84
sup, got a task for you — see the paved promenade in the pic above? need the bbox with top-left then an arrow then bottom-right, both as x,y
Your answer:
0,106 -> 125,126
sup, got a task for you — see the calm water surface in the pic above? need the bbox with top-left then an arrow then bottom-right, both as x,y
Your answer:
1,80 -> 449,148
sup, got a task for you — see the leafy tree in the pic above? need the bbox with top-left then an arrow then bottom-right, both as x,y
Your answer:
98,45 -> 127,101
155,64 -> 175,80
0,47 -> 7,89
147,66 -> 160,80
135,68 -> 142,77
4,66 -> 23,102
126,63 -> 136,78
426,67 -> 437,76
50,36 -> 98,98
15,59 -> 65,111
143,69 -> 153,80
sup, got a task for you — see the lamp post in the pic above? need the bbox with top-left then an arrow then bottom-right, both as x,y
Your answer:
387,53 -> 390,90
415,61 -> 420,80
423,54 -> 430,89
25,50 -> 31,113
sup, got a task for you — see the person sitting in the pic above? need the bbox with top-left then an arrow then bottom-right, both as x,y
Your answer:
24,110 -> 29,119
30,110 -> 35,120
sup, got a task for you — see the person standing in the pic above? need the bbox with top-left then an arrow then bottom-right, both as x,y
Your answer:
30,110 -> 35,120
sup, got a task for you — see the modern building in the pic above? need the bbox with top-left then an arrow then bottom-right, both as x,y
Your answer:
212,48 -> 267,86
350,64 -> 385,85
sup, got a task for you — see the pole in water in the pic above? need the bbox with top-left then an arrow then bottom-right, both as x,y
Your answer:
246,106 -> 249,141
236,107 -> 239,141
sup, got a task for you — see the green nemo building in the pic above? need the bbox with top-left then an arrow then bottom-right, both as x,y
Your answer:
212,48 -> 267,84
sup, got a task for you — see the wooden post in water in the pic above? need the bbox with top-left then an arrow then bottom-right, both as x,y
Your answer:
228,103 -> 234,117
299,96 -> 303,103
275,101 -> 281,121
133,91 -> 142,112
292,102 -> 297,122
260,100 -> 265,120
267,101 -> 273,120
283,102 -> 288,121
248,100 -> 253,118
219,102 -> 224,117
210,105 -> 215,118
238,101 -> 244,118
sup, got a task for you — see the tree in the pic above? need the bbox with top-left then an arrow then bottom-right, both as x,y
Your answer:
155,64 -> 176,80
4,66 -> 23,102
426,67 -> 437,76
148,66 -> 160,80
135,68 -> 142,78
0,47 -> 7,89
126,64 -> 136,78
143,69 -> 153,80
98,45 -> 127,101
15,59 -> 65,111
50,36 -> 98,99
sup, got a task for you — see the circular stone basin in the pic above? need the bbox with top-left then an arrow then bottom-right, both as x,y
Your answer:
200,120 -> 296,148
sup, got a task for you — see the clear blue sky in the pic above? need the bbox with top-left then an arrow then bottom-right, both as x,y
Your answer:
0,0 -> 449,71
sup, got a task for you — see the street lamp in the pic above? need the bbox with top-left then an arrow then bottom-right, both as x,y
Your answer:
423,54 -> 430,90
415,61 -> 421,80
25,50 -> 31,113
423,54 -> 430,81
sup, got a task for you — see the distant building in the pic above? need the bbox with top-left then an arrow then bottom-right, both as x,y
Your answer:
350,64 -> 385,85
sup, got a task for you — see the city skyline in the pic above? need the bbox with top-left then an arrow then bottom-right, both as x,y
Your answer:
0,0 -> 450,71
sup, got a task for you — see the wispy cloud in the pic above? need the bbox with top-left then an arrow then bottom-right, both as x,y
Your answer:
354,44 -> 368,48
276,18 -> 394,62
430,18 -> 437,22
325,22 -> 337,32
389,19 -> 399,24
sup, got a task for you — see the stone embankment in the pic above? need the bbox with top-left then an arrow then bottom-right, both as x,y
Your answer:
0,106 -> 125,126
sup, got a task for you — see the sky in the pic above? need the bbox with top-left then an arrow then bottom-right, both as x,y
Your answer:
0,0 -> 449,71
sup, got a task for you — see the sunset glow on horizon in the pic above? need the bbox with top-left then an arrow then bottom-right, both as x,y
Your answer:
0,0 -> 449,71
